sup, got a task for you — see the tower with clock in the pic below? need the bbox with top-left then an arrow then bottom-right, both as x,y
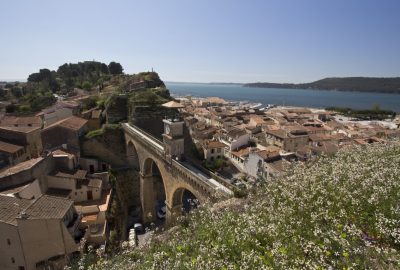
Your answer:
162,118 -> 184,160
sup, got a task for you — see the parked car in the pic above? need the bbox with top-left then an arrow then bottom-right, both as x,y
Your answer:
133,223 -> 144,234
157,206 -> 166,219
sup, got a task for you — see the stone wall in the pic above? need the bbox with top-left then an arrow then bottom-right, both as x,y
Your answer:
81,126 -> 128,168
105,95 -> 128,124
129,105 -> 171,139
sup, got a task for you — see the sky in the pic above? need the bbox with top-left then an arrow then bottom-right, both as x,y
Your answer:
0,0 -> 399,83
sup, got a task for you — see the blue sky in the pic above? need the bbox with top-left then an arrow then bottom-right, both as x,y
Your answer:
0,0 -> 399,83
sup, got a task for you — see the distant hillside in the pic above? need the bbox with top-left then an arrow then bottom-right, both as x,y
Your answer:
244,77 -> 400,94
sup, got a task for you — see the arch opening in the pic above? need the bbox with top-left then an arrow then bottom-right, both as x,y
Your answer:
142,158 -> 167,224
172,188 -> 199,214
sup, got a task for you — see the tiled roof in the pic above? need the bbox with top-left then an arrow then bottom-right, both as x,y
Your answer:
24,195 -> 73,220
0,116 -> 42,127
204,141 -> 226,149
256,149 -> 280,161
0,140 -> 23,153
0,195 -> 32,225
227,128 -> 247,138
0,125 -> 41,134
44,116 -> 88,131
0,157 -> 44,178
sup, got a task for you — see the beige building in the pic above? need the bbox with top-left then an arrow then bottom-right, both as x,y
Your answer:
0,195 -> 80,270
0,140 -> 29,169
0,126 -> 43,158
41,116 -> 88,152
46,170 -> 102,202
202,140 -> 226,162
265,129 -> 309,152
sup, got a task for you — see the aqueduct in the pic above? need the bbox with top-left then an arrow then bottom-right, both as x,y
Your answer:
123,122 -> 230,224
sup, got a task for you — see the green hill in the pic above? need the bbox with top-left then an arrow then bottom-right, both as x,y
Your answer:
245,77 -> 400,94
71,142 -> 400,269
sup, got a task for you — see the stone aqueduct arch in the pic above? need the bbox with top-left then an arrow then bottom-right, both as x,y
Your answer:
125,137 -> 207,224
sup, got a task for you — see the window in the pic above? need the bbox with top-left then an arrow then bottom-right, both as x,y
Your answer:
7,238 -> 11,245
11,257 -> 15,263
19,267 -> 25,270
217,155 -> 221,159
217,148 -> 221,153
211,149 -> 215,154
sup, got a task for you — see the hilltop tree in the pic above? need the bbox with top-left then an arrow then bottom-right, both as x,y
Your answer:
108,62 -> 123,75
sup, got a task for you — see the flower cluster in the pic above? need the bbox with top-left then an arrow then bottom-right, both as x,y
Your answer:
72,142 -> 400,269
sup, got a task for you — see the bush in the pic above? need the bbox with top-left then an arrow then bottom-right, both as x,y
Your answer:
74,142 -> 400,269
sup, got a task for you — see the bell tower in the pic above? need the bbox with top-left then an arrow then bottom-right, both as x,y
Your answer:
162,118 -> 184,160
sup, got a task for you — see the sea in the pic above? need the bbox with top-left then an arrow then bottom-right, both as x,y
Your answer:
166,82 -> 400,112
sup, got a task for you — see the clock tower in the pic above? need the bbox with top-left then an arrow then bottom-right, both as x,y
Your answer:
162,118 -> 185,160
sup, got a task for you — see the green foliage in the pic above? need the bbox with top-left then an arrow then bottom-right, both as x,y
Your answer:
205,159 -> 225,172
85,124 -> 121,139
128,88 -> 170,106
85,128 -> 104,139
75,142 -> 400,269
82,96 -> 98,110
108,62 -> 123,75
327,106 -> 396,120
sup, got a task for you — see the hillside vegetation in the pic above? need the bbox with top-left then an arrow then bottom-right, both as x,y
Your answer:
245,77 -> 400,94
0,61 -> 168,114
72,142 -> 400,269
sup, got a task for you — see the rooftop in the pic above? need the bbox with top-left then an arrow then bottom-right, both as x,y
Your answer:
23,195 -> 73,220
0,116 -> 42,127
204,141 -> 226,149
53,169 -> 87,180
0,140 -> 24,154
0,157 -> 44,179
0,194 -> 73,225
0,195 -> 32,225
0,125 -> 41,134
44,116 -> 88,131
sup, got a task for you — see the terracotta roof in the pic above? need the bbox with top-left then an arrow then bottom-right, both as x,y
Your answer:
204,141 -> 226,149
227,128 -> 247,138
0,116 -> 42,127
45,116 -> 88,131
232,147 -> 250,158
265,129 -> 287,139
256,149 -> 280,161
0,140 -> 23,153
82,213 -> 98,222
0,125 -> 41,134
